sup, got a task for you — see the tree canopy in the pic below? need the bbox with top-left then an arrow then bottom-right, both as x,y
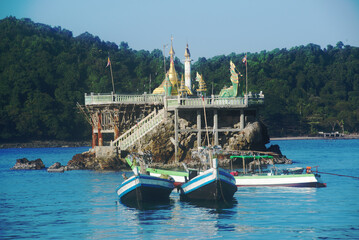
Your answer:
0,17 -> 358,141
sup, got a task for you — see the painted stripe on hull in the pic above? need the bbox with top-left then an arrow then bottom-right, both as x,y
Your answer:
116,175 -> 174,203
180,168 -> 237,201
237,182 -> 327,188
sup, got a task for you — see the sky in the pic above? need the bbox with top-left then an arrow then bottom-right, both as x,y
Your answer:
1,0 -> 359,62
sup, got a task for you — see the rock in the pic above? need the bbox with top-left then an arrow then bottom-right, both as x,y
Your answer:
47,162 -> 66,172
266,144 -> 283,156
126,117 -> 272,164
67,151 -> 128,170
223,121 -> 270,151
48,162 -> 62,169
67,153 -> 88,170
11,158 -> 45,170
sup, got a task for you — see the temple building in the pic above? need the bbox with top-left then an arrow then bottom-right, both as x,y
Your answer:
152,38 -> 193,96
81,37 -> 265,162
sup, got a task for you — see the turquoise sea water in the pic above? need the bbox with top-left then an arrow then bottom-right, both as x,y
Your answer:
1,139 -> 359,239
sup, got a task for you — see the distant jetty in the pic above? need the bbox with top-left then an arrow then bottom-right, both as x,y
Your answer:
271,133 -> 359,141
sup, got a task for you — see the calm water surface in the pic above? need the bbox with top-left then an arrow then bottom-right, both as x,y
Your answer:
1,140 -> 359,239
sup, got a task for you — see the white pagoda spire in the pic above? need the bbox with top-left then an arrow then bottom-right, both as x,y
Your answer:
184,43 -> 192,91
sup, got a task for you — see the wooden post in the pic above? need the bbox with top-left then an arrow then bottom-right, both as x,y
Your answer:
98,112 -> 103,146
163,95 -> 167,119
92,126 -> 97,148
114,114 -> 119,140
214,109 -> 218,145
197,110 -> 201,148
240,109 -> 245,130
243,157 -> 246,174
174,108 -> 178,162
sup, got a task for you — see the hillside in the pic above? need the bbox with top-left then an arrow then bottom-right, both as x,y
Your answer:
0,17 -> 358,141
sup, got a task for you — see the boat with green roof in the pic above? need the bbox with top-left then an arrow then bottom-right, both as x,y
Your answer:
229,155 -> 326,188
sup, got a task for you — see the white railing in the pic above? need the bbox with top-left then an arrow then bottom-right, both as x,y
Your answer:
111,109 -> 165,150
166,96 -> 248,108
85,93 -> 163,105
84,93 -> 264,108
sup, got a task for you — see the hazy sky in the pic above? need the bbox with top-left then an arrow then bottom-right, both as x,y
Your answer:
1,0 -> 359,61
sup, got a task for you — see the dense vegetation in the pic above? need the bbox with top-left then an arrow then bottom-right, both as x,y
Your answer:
0,17 -> 358,141
194,44 -> 359,136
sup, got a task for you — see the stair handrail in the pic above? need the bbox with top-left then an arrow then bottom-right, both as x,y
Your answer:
111,108 -> 165,149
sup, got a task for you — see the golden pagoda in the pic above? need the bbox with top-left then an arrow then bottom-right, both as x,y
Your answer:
153,37 -> 192,96
196,72 -> 207,94
178,75 -> 186,96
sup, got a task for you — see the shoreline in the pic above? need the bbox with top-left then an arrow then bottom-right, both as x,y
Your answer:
0,140 -> 91,149
270,134 -> 359,141
1,135 -> 358,149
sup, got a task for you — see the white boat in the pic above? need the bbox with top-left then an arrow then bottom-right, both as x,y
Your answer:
230,155 -> 326,188
234,172 -> 326,187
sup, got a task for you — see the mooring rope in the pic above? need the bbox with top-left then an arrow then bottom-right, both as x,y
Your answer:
317,171 -> 359,179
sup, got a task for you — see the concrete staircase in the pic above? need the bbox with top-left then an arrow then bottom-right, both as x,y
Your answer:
111,109 -> 165,150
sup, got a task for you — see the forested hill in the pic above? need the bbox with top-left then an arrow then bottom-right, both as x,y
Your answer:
193,43 -> 359,136
0,17 -> 358,141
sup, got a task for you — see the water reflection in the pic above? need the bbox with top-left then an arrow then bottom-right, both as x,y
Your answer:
116,200 -> 176,237
184,197 -> 238,211
120,199 -> 175,211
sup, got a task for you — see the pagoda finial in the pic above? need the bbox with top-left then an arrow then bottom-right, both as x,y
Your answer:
184,43 -> 191,58
169,35 -> 175,62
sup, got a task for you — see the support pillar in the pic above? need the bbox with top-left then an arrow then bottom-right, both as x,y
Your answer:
197,110 -> 201,148
114,114 -> 120,140
240,109 -> 245,130
114,125 -> 119,140
214,110 -> 218,145
174,109 -> 178,162
92,126 -> 97,148
98,112 -> 103,146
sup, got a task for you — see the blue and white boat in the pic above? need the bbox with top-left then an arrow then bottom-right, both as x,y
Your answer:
179,158 -> 237,202
116,164 -> 175,204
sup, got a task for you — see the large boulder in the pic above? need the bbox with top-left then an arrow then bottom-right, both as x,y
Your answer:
11,158 -> 45,170
67,151 -> 127,170
223,121 -> 270,151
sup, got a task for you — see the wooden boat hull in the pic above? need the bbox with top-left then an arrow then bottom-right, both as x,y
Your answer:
235,173 -> 326,188
116,175 -> 174,204
180,168 -> 237,201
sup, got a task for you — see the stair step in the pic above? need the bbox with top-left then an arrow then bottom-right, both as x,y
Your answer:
111,109 -> 165,150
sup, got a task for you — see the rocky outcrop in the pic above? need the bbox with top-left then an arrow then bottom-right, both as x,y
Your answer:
67,150 -> 128,170
11,158 -> 45,170
127,115 -> 272,164
66,116 -> 288,170
127,113 -> 198,164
